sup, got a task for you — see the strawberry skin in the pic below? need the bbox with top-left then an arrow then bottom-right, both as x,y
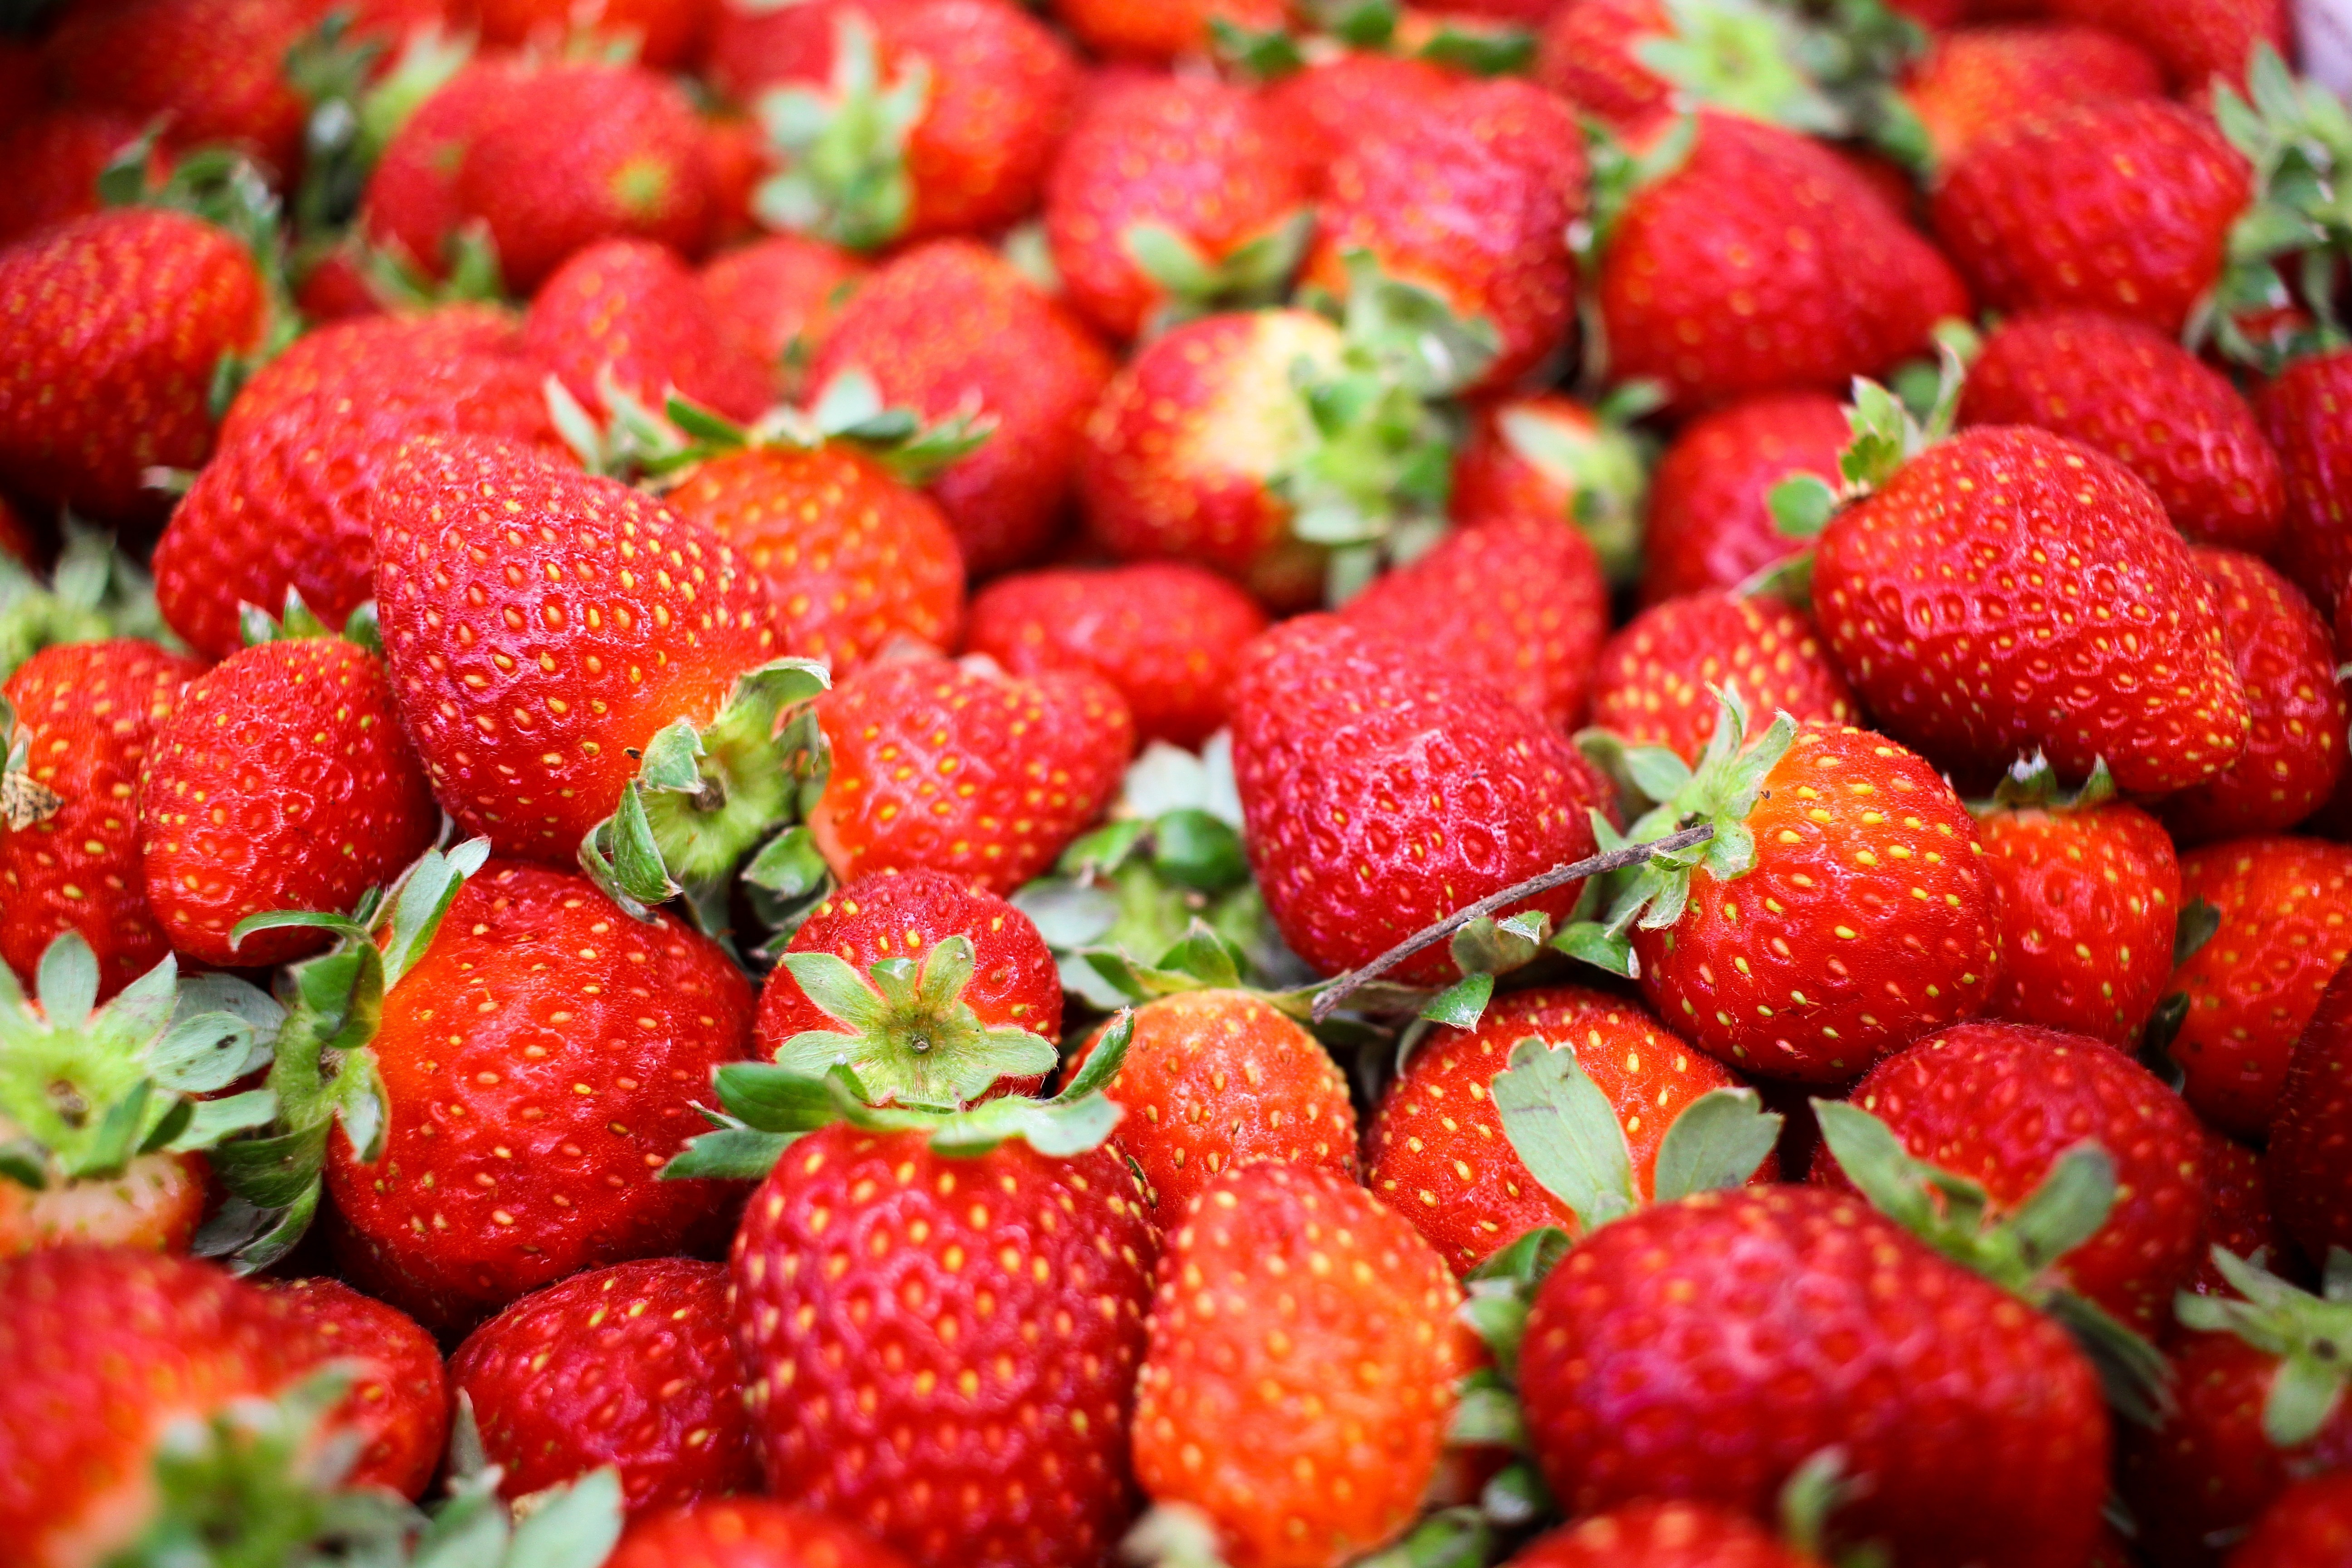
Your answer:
1978,799 -> 2180,1047
3,640 -> 206,1000
0,208 -> 264,519
38,0 -> 315,171
1262,53 -> 1458,174
2260,347 -> 2352,619
2045,0 -> 2288,92
1514,1503 -> 1824,1568
808,655 -> 1132,897
525,239 -> 776,422
700,235 -> 866,375
0,108 -> 153,245
140,637 -> 439,967
362,56 -> 528,278
1901,24 -> 2163,167
1519,1186 -> 2112,1568
260,1277 -> 449,1500
730,1124 -> 1156,1568
2266,960 -> 2352,1266
471,0 -> 714,69
1589,592 -> 1857,764
452,1258 -> 758,1516
1641,392 -> 1849,605
1534,0 -> 1673,131
612,1499 -> 922,1568
2232,1472 -> 2352,1568
965,563 -> 1268,749
1047,0 -> 1284,61
1132,1161 -> 1465,1568
2186,1127 -> 2292,1298
371,431 -> 781,864
221,305 -> 525,441
1814,427 -> 2250,795
325,861 -> 755,1332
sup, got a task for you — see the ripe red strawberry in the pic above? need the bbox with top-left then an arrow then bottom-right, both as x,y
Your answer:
1931,99 -> 2249,338
1518,1186 -> 2112,1568
808,653 -> 1132,897
469,0 -> 715,69
2165,836 -> 2352,1139
1640,392 -> 1848,605
1261,51 -> 1459,174
1448,393 -> 1649,575
0,207 -> 265,520
612,1499 -> 921,1568
1533,0 -> 1679,131
2187,1127 -> 2293,1297
1368,985 -> 1772,1273
1514,1503 -> 1825,1568
1598,113 -> 1965,410
1132,1161 -> 1465,1568
324,860 -> 756,1331
259,1276 -> 449,1500
361,54 -> 527,278
1588,592 -> 1857,764
2045,0 -> 2288,92
1072,987 -> 1355,1217
1339,519 -> 1611,731
0,107 -> 154,245
1899,24 -> 2163,167
1230,615 -> 1599,986
38,0 -> 316,172
2164,548 -> 2348,844
2232,1470 -> 2352,1566
1048,0 -> 1284,61
730,1120 -> 1156,1568
451,1257 -> 758,1516
3,639 -> 206,1000
1044,75 -> 1308,342
1814,427 -> 2250,795
2267,959 -> 2352,1264
140,635 -> 438,969
665,441 -> 965,677
1960,310 -> 2286,555
2260,348 -> 2352,619
525,238 -> 775,421
220,304 -> 525,441
810,240 -> 1113,576
965,563 -> 1267,749
701,235 -> 866,377
755,867 -> 1061,1104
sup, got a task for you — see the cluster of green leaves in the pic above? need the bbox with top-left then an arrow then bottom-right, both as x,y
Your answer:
754,12 -> 929,251
2177,1246 -> 2352,1448
2202,45 -> 2352,368
0,518 -> 174,686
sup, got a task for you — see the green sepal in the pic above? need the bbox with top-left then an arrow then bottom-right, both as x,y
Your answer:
2175,1246 -> 2352,1449
578,369 -> 993,490
1421,972 -> 1494,1030
236,585 -> 369,648
1127,210 -> 1315,337
1207,17 -> 1306,79
753,11 -> 928,251
2175,897 -> 2222,967
1459,1225 -> 1571,1380
1650,1087 -> 1783,1203
1491,1035 -> 1640,1234
1578,112 -> 1695,279
1972,752 -> 2119,817
1633,0 -> 1848,137
1081,921 -> 1251,1004
766,933 -> 1060,1107
287,14 -> 472,246
0,515 -> 174,686
1353,1506 -> 1493,1568
1416,22 -> 1534,75
2202,45 -> 2352,368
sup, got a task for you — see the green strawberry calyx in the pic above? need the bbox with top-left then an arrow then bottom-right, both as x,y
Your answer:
237,586 -> 383,655
766,935 -> 1060,1107
754,11 -> 931,252
2202,44 -> 2352,369
1494,389 -> 1657,583
2143,896 -> 2224,1060
286,18 -> 474,255
1968,751 -> 2119,818
0,933 -> 280,1191
1211,3 -> 1536,80
2176,1245 -> 2352,1449
0,516 -> 173,687
1126,210 -> 1317,339
662,1009 -> 1137,1181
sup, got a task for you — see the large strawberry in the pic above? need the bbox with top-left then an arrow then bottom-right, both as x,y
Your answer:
1899,24 -> 2163,167
2188,1127 -> 2292,1298
258,1276 -> 449,1499
1640,392 -> 1849,605
612,1499 -> 921,1568
700,233 -> 866,377
1588,591 -> 1857,764
38,0 -> 318,172
1534,0 -> 1675,130
219,304 -> 525,440
359,54 -> 527,279
526,239 -> 776,422
2267,959 -> 2352,1265
1260,49 -> 1458,173
2261,348 -> 2352,618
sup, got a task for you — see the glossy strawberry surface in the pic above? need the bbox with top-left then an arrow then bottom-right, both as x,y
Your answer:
1589,593 -> 1856,763
260,1276 -> 449,1500
1977,799 -> 2180,1047
524,238 -> 775,422
1640,393 -> 1849,605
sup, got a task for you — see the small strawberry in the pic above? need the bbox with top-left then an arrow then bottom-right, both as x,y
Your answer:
1534,0 -> 1674,131
612,1499 -> 921,1568
2266,958 -> 2352,1265
1898,24 -> 2163,168
469,0 -> 715,69
1132,1161 -> 1465,1568
1260,50 -> 1459,173
1512,1503 -> 1824,1568
1640,392 -> 1848,606
220,303 -> 524,441
808,653 -> 1132,897
2187,1127 -> 2293,1298
0,207 -> 266,520
2164,836 -> 2352,1139
2231,1470 -> 2352,1567
1588,592 -> 1857,764
526,238 -> 776,422
1447,392 -> 1650,583
1048,0 -> 1286,62
1960,310 -> 2287,555
451,1257 -> 759,1516
38,0 -> 317,172
700,234 -> 867,377
360,54 -> 527,279
2044,0 -> 2288,93
2261,347 -> 2352,618
259,1276 -> 449,1500
0,107 -> 155,245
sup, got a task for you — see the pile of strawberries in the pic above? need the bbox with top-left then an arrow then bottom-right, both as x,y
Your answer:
6,0 -> 2352,1564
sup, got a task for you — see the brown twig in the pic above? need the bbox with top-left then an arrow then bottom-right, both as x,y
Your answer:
1308,823 -> 1715,1022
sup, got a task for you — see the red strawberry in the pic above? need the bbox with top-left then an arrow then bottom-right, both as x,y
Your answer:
525,238 -> 776,421
220,304 -> 525,441
361,54 -> 527,278
1513,1503 -> 1824,1568
1598,113 -> 1965,410
700,235 -> 866,378
2232,1470 -> 2352,1567
38,0 -> 316,172
1899,24 -> 2163,167
705,112 -> 779,252
1640,392 -> 1849,606
2267,958 -> 2352,1264
1132,1161 -> 1465,1568
469,0 -> 715,69
1044,75 -> 1309,341
1960,310 -> 2287,555
808,653 -> 1132,897
140,634 -> 438,968
1368,985 -> 1774,1273
965,563 -> 1267,749
1230,615 -> 1599,986
0,207 -> 265,520
2260,347 -> 2352,619
1261,51 -> 1459,174
1448,393 -> 1649,580
2187,1127 -> 2293,1297
260,1276 -> 449,1500
612,1499 -> 921,1568
1517,1187 -> 2112,1568
1047,0 -> 1285,61
3,639 -> 206,1000
0,108 -> 154,245
451,1257 -> 758,1516
1533,0 -> 1674,132
1814,427 -> 2250,795
1588,592 -> 1857,764
2044,0 -> 2288,93
1930,99 -> 2249,338
2164,548 -> 2348,844
811,240 -> 1113,576
2166,836 -> 2352,1139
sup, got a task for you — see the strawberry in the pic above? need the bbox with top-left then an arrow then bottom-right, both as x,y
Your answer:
755,867 -> 1061,1104
2044,0 -> 2289,93
0,207 -> 266,520
1260,51 -> 1459,173
612,1499 -> 921,1568
0,108 -> 154,245
1517,1186 -> 2113,1568
1132,1161 -> 1465,1568
1047,0 -> 1286,61
2165,836 -> 2352,1139
2187,1127 -> 2294,1297
1814,426 -> 2251,796
1960,310 -> 2287,555
1899,24 -> 2163,168
2163,548 -> 2348,844
1930,99 -> 2249,338
525,238 -> 776,422
259,1275 -> 449,1499
2260,347 -> 2352,619
1043,75 -> 1310,341
965,564 -> 1267,750
360,54 -> 526,279
469,0 -> 715,69
1597,113 -> 1965,410
1640,392 -> 1848,606
1367,985 -> 1774,1273
451,1257 -> 759,1515
1448,393 -> 1649,582
1533,0 -> 1674,132
810,240 -> 1113,576
702,112 -> 774,250
700,235 -> 866,378
808,653 -> 1132,897
1230,615 -> 1599,986
2231,1470 -> 2352,1567
1588,592 -> 1857,764
3,639 -> 207,1000
2266,958 -> 2352,1265
38,0 -> 316,172
220,304 -> 525,441
1512,1503 -> 1824,1568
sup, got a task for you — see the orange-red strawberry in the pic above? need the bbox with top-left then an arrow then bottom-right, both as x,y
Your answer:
2045,0 -> 2288,92
1814,427 -> 2250,795
0,108 -> 153,245
3,639 -> 206,1000
360,54 -> 527,278
2260,347 -> 2352,618
965,563 -> 1267,749
2233,1472 -> 2352,1568
0,207 -> 265,520
468,0 -> 715,68
700,234 -> 866,377
1132,1161 -> 1465,1568
38,0 -> 317,172
1447,393 -> 1649,578
1899,24 -> 2163,167
808,654 -> 1132,896
1533,0 -> 1674,132
1640,392 -> 1848,605
1514,1503 -> 1825,1568
526,238 -> 776,422
1048,0 -> 1285,61
612,1499 -> 922,1568
452,1258 -> 758,1516
1261,51 -> 1459,174
260,1276 -> 448,1500
1588,592 -> 1857,764
2267,959 -> 2352,1264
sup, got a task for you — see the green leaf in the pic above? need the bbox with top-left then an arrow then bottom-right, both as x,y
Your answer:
1417,23 -> 1535,75
1150,808 -> 1249,893
2175,898 -> 2222,967
1057,1010 -> 1134,1103
1650,1088 -> 1783,1203
1768,473 -> 1839,540
1552,921 -> 1633,977
1153,922 -> 1243,990
2266,1348 -> 2350,1448
504,1468 -> 625,1568
1421,972 -> 1494,1029
742,823 -> 829,900
714,1060 -> 865,1133
0,1137 -> 46,1189
170,1090 -> 278,1152
1490,1036 -> 1638,1233
1811,1099 -> 1943,1236
1124,222 -> 1216,296
1446,1378 -> 1526,1448
776,951 -> 893,1035
2006,1144 -> 2119,1273
36,930 -> 100,1027
662,1124 -> 800,1181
